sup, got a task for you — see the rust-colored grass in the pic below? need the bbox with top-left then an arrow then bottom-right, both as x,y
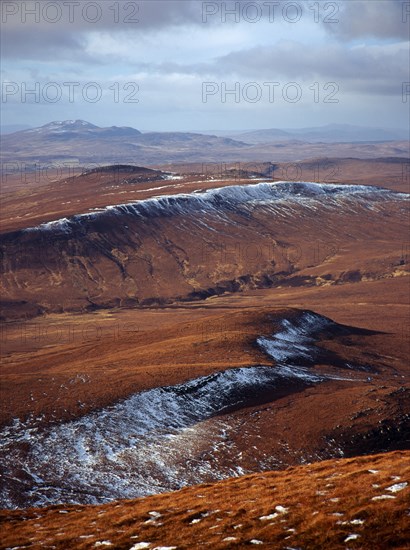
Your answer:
0,307 -> 279,426
1,451 -> 409,549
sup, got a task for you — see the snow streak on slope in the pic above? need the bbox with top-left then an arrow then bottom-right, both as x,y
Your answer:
22,181 -> 409,235
0,313 -> 365,509
257,311 -> 331,364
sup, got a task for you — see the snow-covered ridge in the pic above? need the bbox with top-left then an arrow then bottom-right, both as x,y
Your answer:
0,312 -> 361,509
23,181 -> 408,235
257,311 -> 333,364
2,365 -> 310,508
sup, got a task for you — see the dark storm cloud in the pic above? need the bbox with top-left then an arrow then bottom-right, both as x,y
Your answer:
135,40 -> 407,97
327,0 -> 410,40
1,26 -> 89,61
212,41 -> 407,81
0,0 -> 201,33
1,0 -> 408,99
0,0 -> 289,62
2,1 -> 409,63
0,0 -> 289,33
0,0 -> 199,60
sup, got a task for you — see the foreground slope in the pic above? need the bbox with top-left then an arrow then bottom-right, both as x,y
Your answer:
1,450 -> 408,550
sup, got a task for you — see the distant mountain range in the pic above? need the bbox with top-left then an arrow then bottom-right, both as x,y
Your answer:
3,120 -> 408,142
1,120 -> 408,166
227,123 -> 409,143
2,119 -> 243,145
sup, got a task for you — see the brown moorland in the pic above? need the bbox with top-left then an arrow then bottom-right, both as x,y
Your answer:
1,290 -> 409,509
1,165 -> 408,320
0,158 -> 408,544
1,158 -> 408,233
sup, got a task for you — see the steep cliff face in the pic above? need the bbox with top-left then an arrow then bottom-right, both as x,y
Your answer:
0,182 -> 408,318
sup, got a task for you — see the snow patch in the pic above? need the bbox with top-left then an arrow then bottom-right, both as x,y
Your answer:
275,505 -> 289,514
0,362 -> 321,508
350,519 -> 365,525
386,482 -> 407,493
344,534 -> 360,542
256,311 -> 356,382
260,513 -> 278,521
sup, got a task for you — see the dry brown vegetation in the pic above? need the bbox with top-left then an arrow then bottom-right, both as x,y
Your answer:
0,307 -> 276,426
1,163 -> 408,321
159,157 -> 410,193
0,158 -> 408,546
1,450 -> 409,550
0,169 -> 245,233
1,287 -> 409,431
1,158 -> 408,233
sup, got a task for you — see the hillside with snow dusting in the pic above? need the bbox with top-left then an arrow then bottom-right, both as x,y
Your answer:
1,181 -> 408,319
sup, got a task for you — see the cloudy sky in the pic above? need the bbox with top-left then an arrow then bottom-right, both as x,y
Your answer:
1,0 -> 409,131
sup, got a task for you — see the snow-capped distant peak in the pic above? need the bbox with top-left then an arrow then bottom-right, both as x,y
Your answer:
41,120 -> 98,130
